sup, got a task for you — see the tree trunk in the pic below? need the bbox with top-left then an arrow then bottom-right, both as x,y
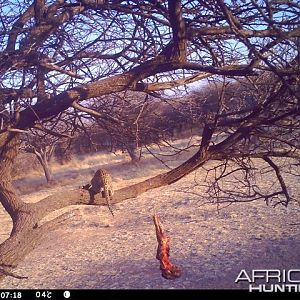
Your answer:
0,125 -> 244,281
0,136 -> 210,281
34,149 -> 54,183
126,144 -> 140,165
39,157 -> 53,183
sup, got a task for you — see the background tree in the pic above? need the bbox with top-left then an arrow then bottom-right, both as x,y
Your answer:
0,0 -> 299,280
22,132 -> 57,183
54,138 -> 73,165
71,91 -> 190,164
21,128 -> 72,182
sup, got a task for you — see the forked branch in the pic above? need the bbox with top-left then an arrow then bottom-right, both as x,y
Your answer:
263,156 -> 291,206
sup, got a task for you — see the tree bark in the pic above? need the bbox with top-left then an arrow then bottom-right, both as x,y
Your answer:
36,153 -> 53,183
0,123 -> 220,281
126,144 -> 140,165
33,146 -> 55,183
1,0 -> 298,283
0,117 -> 298,280
0,125 -> 213,281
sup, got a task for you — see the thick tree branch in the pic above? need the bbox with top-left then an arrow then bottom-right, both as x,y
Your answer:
17,59 -> 258,131
187,26 -> 300,39
5,4 -> 35,52
0,266 -> 28,280
136,72 -> 211,92
71,102 -> 122,124
167,0 -> 187,62
0,0 -> 299,283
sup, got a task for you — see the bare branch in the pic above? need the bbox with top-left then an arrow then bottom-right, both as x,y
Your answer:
0,266 -> 28,280
71,102 -> 122,124
263,156 -> 291,206
33,123 -> 73,139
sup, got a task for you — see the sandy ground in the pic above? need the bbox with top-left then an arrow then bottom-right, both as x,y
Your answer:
0,139 -> 300,290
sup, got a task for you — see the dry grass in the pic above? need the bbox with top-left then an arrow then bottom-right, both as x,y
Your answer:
1,136 -> 300,289
13,136 -> 201,196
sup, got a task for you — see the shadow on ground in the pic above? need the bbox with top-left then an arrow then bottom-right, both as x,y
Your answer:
28,235 -> 300,289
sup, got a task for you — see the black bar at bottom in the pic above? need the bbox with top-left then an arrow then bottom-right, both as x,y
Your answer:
0,289 -> 298,300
